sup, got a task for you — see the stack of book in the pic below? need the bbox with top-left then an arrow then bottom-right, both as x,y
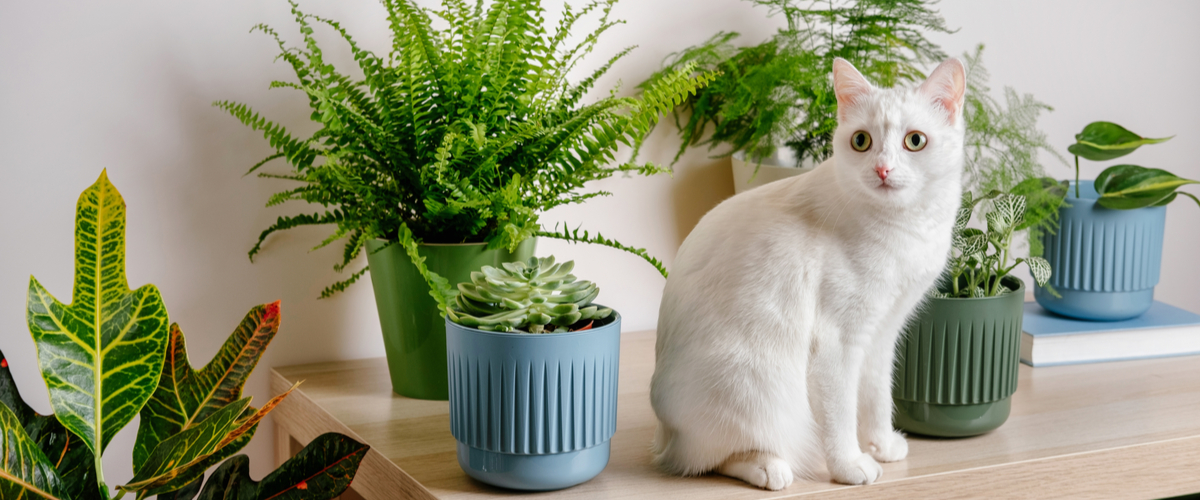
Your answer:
1021,301 -> 1200,367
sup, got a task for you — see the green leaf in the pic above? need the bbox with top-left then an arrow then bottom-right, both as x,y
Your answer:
134,302 -> 282,470
196,433 -> 368,500
196,456 -> 254,500
1095,164 -> 1200,210
953,228 -> 987,255
159,475 -> 203,500
0,350 -> 104,500
120,385 -> 296,498
0,402 -> 67,499
954,206 -> 971,231
1025,256 -> 1052,287
26,170 -> 170,492
1068,121 -> 1171,161
992,194 -> 1027,229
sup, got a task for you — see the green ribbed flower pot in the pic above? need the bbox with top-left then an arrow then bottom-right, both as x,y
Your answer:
892,277 -> 1025,437
366,238 -> 536,400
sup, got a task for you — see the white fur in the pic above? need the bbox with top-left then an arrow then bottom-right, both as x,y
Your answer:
650,58 -> 967,489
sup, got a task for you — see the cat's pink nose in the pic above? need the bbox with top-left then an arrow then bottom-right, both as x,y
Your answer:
875,165 -> 891,181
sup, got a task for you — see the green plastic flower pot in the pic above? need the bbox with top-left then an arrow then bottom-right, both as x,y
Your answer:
366,238 -> 536,400
892,277 -> 1025,437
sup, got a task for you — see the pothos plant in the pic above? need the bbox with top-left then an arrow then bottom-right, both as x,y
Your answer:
1067,121 -> 1199,208
0,172 -> 366,500
218,0 -> 713,305
936,180 -> 1064,299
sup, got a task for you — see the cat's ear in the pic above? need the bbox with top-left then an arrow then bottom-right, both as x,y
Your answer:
918,58 -> 967,124
833,58 -> 872,120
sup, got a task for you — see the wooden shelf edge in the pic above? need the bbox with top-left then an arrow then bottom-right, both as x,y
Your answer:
270,369 -> 438,500
804,435 -> 1200,499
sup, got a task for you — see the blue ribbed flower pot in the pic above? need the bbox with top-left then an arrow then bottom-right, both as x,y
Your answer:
1035,180 -> 1167,321
445,312 -> 621,491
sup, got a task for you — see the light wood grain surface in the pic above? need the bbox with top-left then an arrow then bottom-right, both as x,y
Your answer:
270,329 -> 1200,499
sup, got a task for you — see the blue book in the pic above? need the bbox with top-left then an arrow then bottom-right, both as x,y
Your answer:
1021,301 -> 1200,367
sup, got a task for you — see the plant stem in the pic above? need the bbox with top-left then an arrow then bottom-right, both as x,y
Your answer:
96,449 -> 108,500
995,236 -> 1010,296
1080,154 -> 1089,197
113,489 -> 127,500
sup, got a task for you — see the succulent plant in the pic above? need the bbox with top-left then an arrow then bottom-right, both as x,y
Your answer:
446,256 -> 613,333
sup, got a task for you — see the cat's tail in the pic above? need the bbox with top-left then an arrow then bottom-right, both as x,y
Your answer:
651,422 -> 708,476
650,421 -> 732,476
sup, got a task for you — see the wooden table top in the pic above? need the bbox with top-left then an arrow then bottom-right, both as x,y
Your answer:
270,329 -> 1200,499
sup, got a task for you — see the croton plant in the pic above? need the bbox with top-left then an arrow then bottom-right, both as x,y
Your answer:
0,172 -> 366,500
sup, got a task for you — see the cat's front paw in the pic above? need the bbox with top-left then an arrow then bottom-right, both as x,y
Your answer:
718,453 -> 794,491
829,453 -> 882,485
867,430 -> 908,463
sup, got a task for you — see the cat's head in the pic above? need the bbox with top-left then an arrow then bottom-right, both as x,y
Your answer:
830,58 -> 966,208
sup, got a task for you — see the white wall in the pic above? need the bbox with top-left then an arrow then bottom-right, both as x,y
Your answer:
1,0 -> 1197,492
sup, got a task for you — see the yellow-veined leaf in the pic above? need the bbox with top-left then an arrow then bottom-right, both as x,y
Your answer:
0,402 -> 68,499
26,170 -> 170,494
119,384 -> 297,498
133,302 -> 282,470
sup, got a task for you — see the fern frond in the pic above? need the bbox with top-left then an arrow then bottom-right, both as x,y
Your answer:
319,266 -> 370,299
224,0 -> 709,295
537,223 -> 668,278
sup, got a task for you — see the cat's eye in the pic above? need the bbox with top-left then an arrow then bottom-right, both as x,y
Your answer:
904,131 -> 927,151
850,131 -> 871,152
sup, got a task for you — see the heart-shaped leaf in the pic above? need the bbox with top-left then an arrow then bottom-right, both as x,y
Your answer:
0,350 -> 104,500
197,433 -> 368,500
1095,164 -> 1200,210
26,170 -> 170,493
134,302 -> 282,470
120,384 -> 296,498
0,402 -> 67,499
1068,121 -> 1172,161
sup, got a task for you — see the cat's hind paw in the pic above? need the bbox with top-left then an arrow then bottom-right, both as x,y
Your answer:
829,453 -> 882,485
717,452 -> 794,491
867,430 -> 908,463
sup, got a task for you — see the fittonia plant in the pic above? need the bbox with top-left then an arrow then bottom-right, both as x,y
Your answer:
446,257 -> 613,334
937,185 -> 1058,299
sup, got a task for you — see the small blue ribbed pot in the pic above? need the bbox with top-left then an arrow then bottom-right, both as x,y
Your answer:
445,311 -> 621,491
1035,180 -> 1167,321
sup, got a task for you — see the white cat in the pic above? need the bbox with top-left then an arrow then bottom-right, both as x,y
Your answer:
650,57 -> 966,490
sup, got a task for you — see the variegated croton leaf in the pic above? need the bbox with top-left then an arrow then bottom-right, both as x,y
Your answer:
0,402 -> 67,500
119,384 -> 297,498
133,302 -> 282,471
26,170 -> 170,494
196,433 -> 368,500
0,350 -> 103,500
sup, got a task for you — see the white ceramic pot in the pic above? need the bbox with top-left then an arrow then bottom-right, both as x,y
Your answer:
729,149 -> 816,193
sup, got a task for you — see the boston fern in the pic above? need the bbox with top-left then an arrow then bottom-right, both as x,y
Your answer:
642,0 -> 951,164
217,0 -> 712,300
